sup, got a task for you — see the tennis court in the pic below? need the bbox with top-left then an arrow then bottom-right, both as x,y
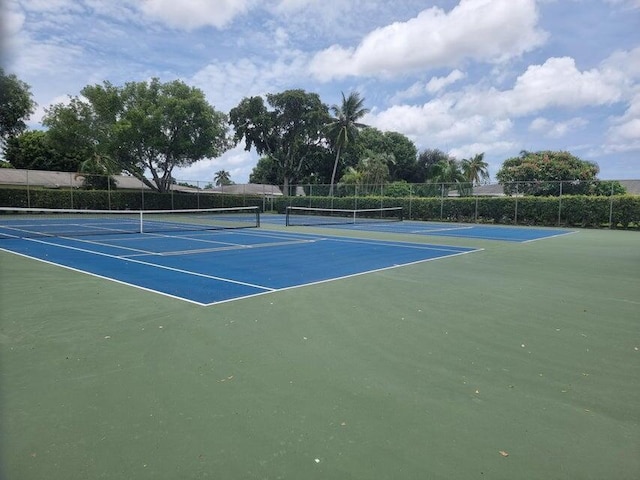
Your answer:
1,206 -> 639,480
268,206 -> 576,242
0,207 -> 479,305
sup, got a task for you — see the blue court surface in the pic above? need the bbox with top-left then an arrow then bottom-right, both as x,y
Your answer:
263,214 -> 575,242
0,229 -> 480,306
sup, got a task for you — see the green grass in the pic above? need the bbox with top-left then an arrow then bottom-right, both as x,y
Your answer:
1,227 -> 639,479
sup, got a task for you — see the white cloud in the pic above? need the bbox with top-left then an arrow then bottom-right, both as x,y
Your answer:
448,141 -> 515,164
390,70 -> 467,103
606,92 -> 640,152
529,117 -> 588,138
309,0 -> 547,80
426,70 -> 466,94
140,0 -> 253,30
454,57 -> 626,118
370,51 -> 633,161
191,52 -> 309,112
2,2 -> 25,37
274,0 -> 317,12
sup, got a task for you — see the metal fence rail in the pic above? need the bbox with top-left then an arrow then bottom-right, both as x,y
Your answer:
0,169 -> 638,228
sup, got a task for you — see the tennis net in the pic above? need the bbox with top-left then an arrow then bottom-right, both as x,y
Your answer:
0,206 -> 260,239
285,206 -> 403,227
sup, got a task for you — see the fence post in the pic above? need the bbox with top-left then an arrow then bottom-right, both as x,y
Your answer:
26,170 -> 31,207
557,181 -> 563,226
69,172 -> 74,208
475,196 -> 478,223
440,183 -> 445,220
409,184 -> 413,221
108,174 -> 112,210
609,181 -> 614,228
514,183 -> 519,225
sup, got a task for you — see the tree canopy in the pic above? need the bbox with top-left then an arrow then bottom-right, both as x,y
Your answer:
230,89 -> 329,191
0,69 -> 36,153
343,128 -> 418,183
496,150 -> 602,196
43,79 -> 229,192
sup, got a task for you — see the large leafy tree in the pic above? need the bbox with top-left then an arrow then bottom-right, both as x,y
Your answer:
0,69 -> 36,153
230,89 -> 329,191
416,148 -> 451,182
249,156 -> 280,185
343,128 -> 418,182
461,152 -> 490,185
43,79 -> 229,192
326,91 -> 369,196
4,130 -> 76,171
496,150 -> 601,196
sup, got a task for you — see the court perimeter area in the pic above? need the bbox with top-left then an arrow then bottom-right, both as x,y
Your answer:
1,223 -> 639,479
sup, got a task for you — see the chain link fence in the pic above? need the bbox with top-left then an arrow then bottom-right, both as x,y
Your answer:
0,169 -> 638,228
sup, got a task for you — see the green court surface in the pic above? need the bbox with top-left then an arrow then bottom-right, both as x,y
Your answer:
1,226 -> 639,479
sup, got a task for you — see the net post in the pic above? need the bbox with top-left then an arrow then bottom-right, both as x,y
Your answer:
139,211 -> 144,233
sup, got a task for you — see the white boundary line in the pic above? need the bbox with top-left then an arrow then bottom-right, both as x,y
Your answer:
521,230 -> 578,243
0,246 -> 211,306
20,237 -> 276,291
0,229 -> 483,307
202,248 -> 484,306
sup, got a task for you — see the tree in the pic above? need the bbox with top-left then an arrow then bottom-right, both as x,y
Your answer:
214,169 -> 232,186
44,79 -> 230,192
43,97 -> 103,171
344,128 -> 418,182
0,69 -> 36,153
75,154 -> 120,190
430,157 -> 471,196
249,156 -> 280,185
417,148 -> 451,182
4,130 -> 77,171
326,91 -> 369,196
338,151 -> 396,196
461,153 -> 490,185
230,89 -> 329,191
496,150 -> 601,196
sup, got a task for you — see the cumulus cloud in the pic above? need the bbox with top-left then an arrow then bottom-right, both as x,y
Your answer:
426,70 -> 466,94
140,0 -> 253,30
454,57 -> 625,117
190,51 -> 309,112
606,92 -> 640,151
529,117 -> 588,138
369,51 -> 634,160
309,0 -> 547,80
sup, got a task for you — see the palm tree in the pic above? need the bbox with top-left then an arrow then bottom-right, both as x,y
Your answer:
431,157 -> 471,196
326,91 -> 369,197
214,169 -> 232,186
75,154 -> 119,190
461,153 -> 490,185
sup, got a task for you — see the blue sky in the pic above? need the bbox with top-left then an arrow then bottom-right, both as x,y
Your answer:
3,0 -> 639,184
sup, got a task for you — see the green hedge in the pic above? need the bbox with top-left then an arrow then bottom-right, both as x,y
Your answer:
0,188 -> 266,212
1,187 -> 638,229
274,195 -> 640,229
